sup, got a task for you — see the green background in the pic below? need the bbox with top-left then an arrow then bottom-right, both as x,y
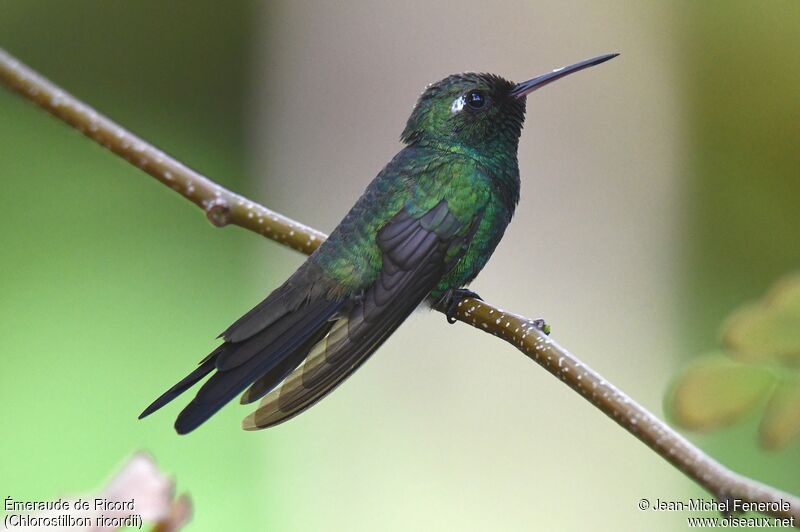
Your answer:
678,0 -> 800,513
1,1 -> 798,530
0,2 -> 269,530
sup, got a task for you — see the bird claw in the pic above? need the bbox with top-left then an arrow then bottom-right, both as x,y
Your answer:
442,288 -> 482,324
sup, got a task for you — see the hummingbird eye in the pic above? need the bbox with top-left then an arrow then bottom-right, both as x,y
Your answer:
449,90 -> 490,114
466,90 -> 487,110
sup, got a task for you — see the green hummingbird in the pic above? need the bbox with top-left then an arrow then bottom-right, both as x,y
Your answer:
140,53 -> 618,434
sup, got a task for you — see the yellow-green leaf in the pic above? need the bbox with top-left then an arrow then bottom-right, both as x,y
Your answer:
759,377 -> 800,450
667,355 -> 776,431
722,273 -> 800,365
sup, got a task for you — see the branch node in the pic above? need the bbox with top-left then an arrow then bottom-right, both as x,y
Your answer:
205,198 -> 230,227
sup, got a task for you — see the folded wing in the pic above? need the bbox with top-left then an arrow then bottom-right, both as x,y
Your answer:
242,200 -> 472,430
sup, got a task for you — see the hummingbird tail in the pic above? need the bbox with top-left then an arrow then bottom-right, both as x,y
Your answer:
139,289 -> 344,434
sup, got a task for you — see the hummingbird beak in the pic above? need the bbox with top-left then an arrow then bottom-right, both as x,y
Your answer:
510,53 -> 619,99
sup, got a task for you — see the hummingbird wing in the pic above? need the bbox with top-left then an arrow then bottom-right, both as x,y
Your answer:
241,199 -> 475,430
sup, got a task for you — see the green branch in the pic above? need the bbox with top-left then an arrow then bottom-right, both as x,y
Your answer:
2,47 -> 798,525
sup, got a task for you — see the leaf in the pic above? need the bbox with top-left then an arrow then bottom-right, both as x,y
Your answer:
759,377 -> 800,450
666,354 -> 776,431
722,273 -> 800,365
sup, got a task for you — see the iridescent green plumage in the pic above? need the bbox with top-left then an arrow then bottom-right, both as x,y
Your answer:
140,54 -> 617,434
316,73 -> 524,300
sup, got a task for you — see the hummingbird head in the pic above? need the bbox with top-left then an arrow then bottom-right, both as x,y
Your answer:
401,73 -> 524,152
401,53 -> 619,154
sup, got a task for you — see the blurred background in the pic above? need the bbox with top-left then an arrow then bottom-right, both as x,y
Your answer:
1,1 -> 798,530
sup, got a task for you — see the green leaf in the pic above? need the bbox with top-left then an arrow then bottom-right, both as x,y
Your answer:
722,274 -> 800,365
666,354 -> 776,431
759,376 -> 800,450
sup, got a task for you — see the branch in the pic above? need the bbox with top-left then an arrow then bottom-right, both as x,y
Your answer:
2,47 -> 798,525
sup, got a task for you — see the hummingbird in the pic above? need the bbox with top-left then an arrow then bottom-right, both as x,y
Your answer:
140,53 -> 618,434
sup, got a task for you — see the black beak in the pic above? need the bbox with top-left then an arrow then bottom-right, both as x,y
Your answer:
510,53 -> 619,99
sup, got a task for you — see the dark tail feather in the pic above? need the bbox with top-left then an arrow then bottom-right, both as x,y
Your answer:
172,299 -> 342,434
138,349 -> 221,419
138,298 -> 342,433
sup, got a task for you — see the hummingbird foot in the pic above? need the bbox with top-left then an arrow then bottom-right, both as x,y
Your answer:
439,288 -> 482,324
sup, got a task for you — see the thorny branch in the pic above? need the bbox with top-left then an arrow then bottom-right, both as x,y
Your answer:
2,48 -> 798,525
